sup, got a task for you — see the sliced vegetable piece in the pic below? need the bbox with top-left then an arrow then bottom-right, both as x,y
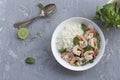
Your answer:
18,28 -> 29,39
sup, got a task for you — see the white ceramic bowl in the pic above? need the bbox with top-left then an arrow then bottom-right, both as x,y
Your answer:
51,17 -> 105,71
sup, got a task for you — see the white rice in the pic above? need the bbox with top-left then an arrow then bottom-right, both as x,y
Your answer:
56,23 -> 84,50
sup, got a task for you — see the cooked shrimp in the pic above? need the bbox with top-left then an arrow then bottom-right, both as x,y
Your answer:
73,45 -> 84,56
76,35 -> 88,48
70,57 -> 82,66
85,28 -> 96,39
61,52 -> 74,62
84,51 -> 95,61
94,48 -> 99,56
89,37 -> 98,49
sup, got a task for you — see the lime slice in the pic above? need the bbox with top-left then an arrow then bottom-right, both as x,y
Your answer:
18,28 -> 29,39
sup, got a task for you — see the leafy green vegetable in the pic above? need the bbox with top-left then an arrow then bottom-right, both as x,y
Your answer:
103,3 -> 116,19
25,57 -> 35,64
73,37 -> 79,45
81,61 -> 89,66
94,3 -> 120,29
81,59 -> 94,66
37,3 -> 44,9
84,45 -> 93,52
97,6 -> 102,14
59,48 -> 66,53
89,59 -> 94,63
81,24 -> 88,32
81,59 -> 87,63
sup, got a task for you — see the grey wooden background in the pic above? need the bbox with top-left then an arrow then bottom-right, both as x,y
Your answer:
0,0 -> 120,80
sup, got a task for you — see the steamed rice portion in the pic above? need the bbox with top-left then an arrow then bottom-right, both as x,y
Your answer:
56,23 -> 84,50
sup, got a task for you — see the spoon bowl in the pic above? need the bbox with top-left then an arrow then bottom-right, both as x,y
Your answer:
41,3 -> 56,17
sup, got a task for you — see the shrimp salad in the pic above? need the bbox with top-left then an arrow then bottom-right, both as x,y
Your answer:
57,24 -> 100,66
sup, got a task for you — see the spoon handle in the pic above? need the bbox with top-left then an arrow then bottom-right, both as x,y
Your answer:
14,16 -> 41,28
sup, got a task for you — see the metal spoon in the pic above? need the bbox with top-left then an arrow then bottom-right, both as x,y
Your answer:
14,3 -> 56,28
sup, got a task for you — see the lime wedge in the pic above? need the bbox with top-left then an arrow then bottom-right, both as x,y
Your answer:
18,28 -> 29,39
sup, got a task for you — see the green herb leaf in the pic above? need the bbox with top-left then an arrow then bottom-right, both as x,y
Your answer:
81,24 -> 87,32
84,45 -> 93,52
97,6 -> 102,14
81,59 -> 94,66
81,61 -> 89,66
89,59 -> 94,63
25,57 -> 35,64
115,14 -> 120,21
103,3 -> 116,17
59,48 -> 66,53
81,59 -> 86,63
37,3 -> 44,9
94,3 -> 120,29
105,23 -> 110,30
73,37 -> 79,45
100,16 -> 105,22
94,14 -> 100,20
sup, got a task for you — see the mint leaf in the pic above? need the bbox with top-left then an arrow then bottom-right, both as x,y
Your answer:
73,37 -> 79,45
25,57 -> 35,64
97,6 -> 102,14
84,45 -> 93,52
94,14 -> 100,19
103,3 -> 115,13
37,3 -> 44,9
59,48 -> 66,53
81,24 -> 87,32
94,3 -> 120,29
89,60 -> 94,63
100,16 -> 105,22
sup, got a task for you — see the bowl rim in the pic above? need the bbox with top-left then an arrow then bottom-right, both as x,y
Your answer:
51,17 -> 105,71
